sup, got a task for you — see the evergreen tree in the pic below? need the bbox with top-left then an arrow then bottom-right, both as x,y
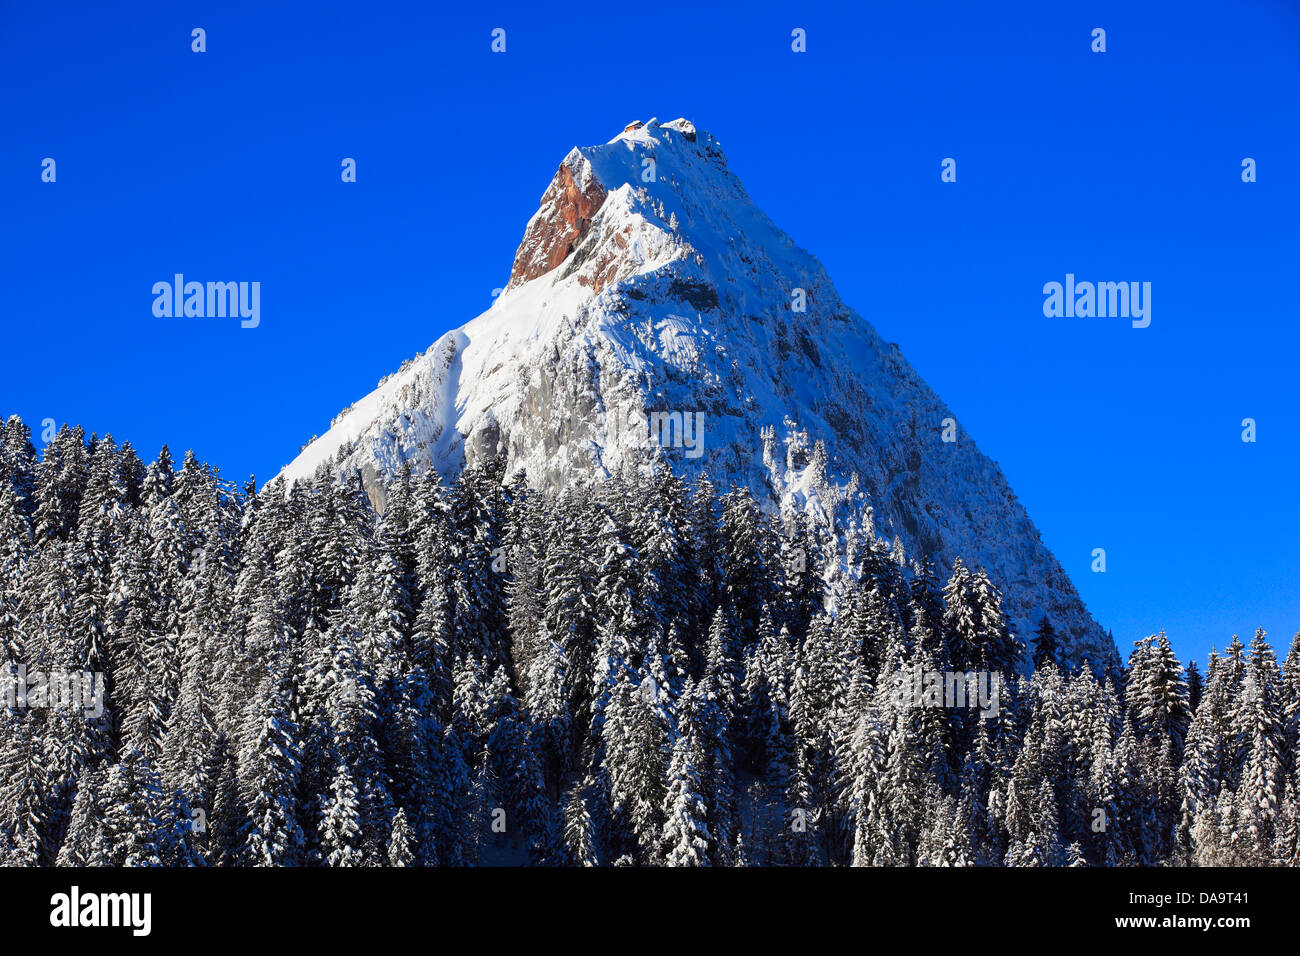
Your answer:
1032,617 -> 1059,672
942,559 -> 1021,675
661,719 -> 711,866
387,807 -> 414,867
239,652 -> 305,867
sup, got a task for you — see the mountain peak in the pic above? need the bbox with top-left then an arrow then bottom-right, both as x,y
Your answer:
277,119 -> 1117,670
613,117 -> 697,144
506,118 -> 725,291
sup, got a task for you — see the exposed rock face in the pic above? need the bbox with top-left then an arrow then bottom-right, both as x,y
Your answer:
508,153 -> 608,289
276,118 -> 1117,670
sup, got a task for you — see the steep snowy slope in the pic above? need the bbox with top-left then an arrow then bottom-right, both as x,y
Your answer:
278,118 -> 1115,669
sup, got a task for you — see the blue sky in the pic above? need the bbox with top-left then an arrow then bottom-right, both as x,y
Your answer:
3,0 -> 1298,668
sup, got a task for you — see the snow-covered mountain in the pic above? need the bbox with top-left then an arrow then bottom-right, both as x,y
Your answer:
277,118 -> 1115,669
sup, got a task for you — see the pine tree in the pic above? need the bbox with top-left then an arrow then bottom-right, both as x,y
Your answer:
1233,629 -> 1285,861
55,767 -> 112,866
0,417 -> 38,523
661,722 -> 711,866
941,559 -> 1021,675
0,710 -> 49,865
1032,617 -> 1059,672
1126,632 -> 1192,754
1280,632 -> 1300,776
563,784 -> 597,866
33,425 -> 88,544
99,750 -> 167,866
238,651 -> 305,867
602,672 -> 669,859
1186,659 -> 1203,713
319,759 -> 364,866
0,483 -> 33,665
845,704 -> 889,866
387,807 -> 414,867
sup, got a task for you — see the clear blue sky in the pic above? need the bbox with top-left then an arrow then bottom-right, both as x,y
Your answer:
3,0 -> 1298,668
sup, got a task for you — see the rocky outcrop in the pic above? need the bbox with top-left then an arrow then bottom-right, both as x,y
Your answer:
507,154 -> 607,289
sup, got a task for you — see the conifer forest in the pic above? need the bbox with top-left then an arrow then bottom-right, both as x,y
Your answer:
1,417 -> 1296,868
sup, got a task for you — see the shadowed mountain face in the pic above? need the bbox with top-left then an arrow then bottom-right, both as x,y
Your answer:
278,118 -> 1115,670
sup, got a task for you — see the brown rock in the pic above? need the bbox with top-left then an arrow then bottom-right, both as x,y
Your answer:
508,160 -> 608,288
